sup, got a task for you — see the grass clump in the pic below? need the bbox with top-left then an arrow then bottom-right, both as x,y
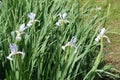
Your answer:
0,0 -> 119,80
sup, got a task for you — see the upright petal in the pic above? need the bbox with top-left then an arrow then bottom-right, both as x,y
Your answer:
62,13 -> 67,19
19,24 -> 26,32
70,37 -> 76,45
100,28 -> 105,35
10,43 -> 18,53
28,13 -> 36,20
11,31 -> 15,38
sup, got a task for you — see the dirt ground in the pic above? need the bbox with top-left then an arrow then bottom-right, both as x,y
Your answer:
104,34 -> 120,70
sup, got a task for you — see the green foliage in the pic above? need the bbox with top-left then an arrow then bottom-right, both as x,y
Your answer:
0,0 -> 119,80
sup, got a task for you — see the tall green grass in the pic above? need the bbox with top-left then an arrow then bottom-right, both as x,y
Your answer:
0,0 -> 119,80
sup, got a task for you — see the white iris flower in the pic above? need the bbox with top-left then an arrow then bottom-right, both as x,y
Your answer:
56,12 -> 70,26
95,28 -> 110,43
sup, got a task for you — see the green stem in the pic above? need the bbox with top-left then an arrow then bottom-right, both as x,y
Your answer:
83,38 -> 103,80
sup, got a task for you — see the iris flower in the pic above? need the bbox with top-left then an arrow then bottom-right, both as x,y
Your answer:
6,43 -> 25,60
16,24 -> 27,41
27,12 -> 38,27
95,28 -> 110,43
62,37 -> 77,53
56,12 -> 69,26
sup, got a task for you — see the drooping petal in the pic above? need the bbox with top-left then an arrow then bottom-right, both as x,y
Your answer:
64,20 -> 70,24
103,35 -> 110,43
95,34 -> 101,42
6,53 -> 13,60
17,51 -> 25,59
16,36 -> 22,41
62,46 -> 66,50
17,51 -> 24,55
27,20 -> 33,27
95,37 -> 99,42
56,21 -> 60,26
6,56 -> 13,60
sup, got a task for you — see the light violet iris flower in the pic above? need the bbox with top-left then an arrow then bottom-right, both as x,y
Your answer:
6,43 -> 25,60
56,12 -> 70,26
62,37 -> 77,53
27,12 -> 39,27
95,28 -> 110,43
15,24 -> 27,41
